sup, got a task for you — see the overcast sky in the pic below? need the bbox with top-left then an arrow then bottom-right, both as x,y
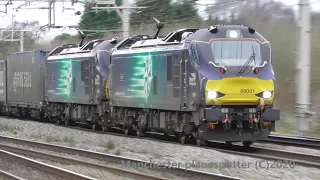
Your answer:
0,0 -> 319,41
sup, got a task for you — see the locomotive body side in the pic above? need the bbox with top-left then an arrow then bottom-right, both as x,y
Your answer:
103,34 -> 204,137
110,46 -> 186,111
44,39 -> 117,126
46,53 -> 97,104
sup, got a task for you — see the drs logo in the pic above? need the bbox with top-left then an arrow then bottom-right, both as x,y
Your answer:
240,89 -> 255,93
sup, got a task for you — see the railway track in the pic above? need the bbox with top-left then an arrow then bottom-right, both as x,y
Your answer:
0,135 -> 240,180
1,117 -> 320,176
222,145 -> 320,168
260,135 -> 320,150
0,170 -> 25,180
65,125 -> 320,168
55,119 -> 320,153
0,149 -> 95,180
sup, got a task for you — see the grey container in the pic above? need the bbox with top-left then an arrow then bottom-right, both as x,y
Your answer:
7,51 -> 48,108
0,60 -> 7,105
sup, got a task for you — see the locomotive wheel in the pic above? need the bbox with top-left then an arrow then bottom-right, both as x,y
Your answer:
65,120 -> 69,126
65,119 -> 70,126
242,141 -> 253,147
124,128 -> 129,135
123,126 -> 133,136
56,118 -> 62,125
196,139 -> 202,146
102,126 -> 109,132
226,141 -> 232,146
136,130 -> 144,138
92,124 -> 96,131
196,139 -> 208,146
180,135 -> 186,144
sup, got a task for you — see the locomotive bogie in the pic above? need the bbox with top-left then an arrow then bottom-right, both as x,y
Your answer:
44,102 -> 100,127
100,106 -> 197,138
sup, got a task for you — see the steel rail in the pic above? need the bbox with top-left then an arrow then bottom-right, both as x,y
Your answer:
261,135 -> 320,150
0,135 -> 241,180
0,170 -> 25,180
0,144 -> 167,180
0,149 -> 96,180
225,146 -> 320,168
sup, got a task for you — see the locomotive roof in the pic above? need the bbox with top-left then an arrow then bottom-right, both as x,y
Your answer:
115,25 -> 267,51
185,25 -> 268,43
48,25 -> 267,57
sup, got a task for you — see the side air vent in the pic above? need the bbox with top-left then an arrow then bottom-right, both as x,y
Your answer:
167,56 -> 173,81
248,27 -> 256,34
208,26 -> 218,34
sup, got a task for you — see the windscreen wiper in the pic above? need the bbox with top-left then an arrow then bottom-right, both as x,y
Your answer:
238,45 -> 256,75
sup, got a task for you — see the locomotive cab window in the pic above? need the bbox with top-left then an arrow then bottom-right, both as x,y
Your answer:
190,45 -> 199,65
211,40 -> 261,67
167,55 -> 173,82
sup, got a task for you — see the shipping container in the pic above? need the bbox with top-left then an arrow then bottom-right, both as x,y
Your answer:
0,60 -> 7,105
7,51 -> 48,108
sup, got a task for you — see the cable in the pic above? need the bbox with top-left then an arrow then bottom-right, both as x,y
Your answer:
287,0 -> 320,7
81,1 -> 208,28
0,0 -> 247,36
310,0 -> 320,4
80,0 -> 244,30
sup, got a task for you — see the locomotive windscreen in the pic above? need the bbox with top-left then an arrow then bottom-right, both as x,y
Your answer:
211,40 -> 262,66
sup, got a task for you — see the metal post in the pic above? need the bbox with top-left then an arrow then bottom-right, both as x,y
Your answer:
48,1 -> 52,30
53,1 -> 55,26
11,15 -> 14,41
96,2 -> 98,14
122,0 -> 130,38
20,31 -> 24,52
296,0 -> 311,137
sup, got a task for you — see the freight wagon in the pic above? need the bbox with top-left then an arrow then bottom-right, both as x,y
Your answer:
0,60 -> 6,113
1,51 -> 48,119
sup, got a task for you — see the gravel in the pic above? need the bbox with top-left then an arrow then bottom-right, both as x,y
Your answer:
26,157 -> 136,180
1,142 -> 189,180
0,117 -> 320,180
0,154 -> 67,180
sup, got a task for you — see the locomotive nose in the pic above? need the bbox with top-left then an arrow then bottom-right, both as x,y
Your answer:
205,77 -> 275,106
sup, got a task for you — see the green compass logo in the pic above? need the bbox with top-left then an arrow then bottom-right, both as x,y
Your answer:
55,59 -> 74,98
65,61 -> 73,97
143,53 -> 153,100
128,52 -> 154,103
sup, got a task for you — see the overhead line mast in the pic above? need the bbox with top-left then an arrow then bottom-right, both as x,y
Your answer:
296,0 -> 312,137
0,0 -> 147,37
0,29 -> 36,52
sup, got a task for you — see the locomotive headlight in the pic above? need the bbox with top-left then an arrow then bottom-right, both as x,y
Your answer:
226,29 -> 241,38
208,91 -> 218,99
229,30 -> 238,38
262,91 -> 272,99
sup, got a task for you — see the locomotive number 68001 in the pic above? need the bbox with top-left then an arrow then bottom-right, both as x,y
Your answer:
240,89 -> 255,93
